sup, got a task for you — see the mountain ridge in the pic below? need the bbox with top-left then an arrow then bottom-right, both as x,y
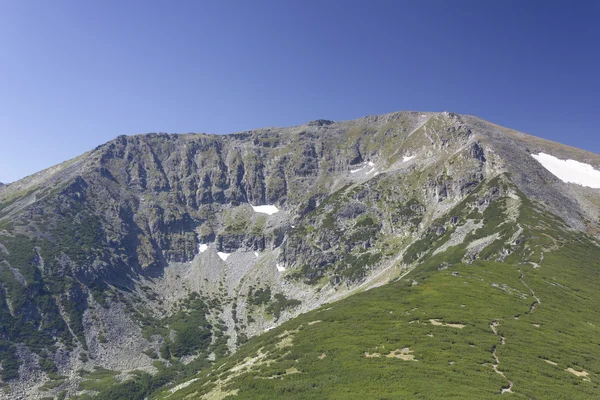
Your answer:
2,110 -> 599,204
0,110 -> 599,399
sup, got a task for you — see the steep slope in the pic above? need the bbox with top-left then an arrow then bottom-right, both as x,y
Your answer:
156,177 -> 600,400
0,111 -> 598,399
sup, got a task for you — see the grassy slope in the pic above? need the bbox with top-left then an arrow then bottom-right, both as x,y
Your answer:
153,190 -> 600,399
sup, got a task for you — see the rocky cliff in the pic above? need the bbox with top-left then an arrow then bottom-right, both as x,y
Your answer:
0,111 -> 599,399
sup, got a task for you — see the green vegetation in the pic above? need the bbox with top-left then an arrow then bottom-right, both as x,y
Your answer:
74,354 -> 214,399
0,187 -> 39,219
248,287 -> 302,321
0,341 -> 21,381
38,351 -> 57,374
0,233 -> 76,380
158,238 -> 600,399
0,193 -> 112,381
248,286 -> 272,306
338,252 -> 382,280
286,181 -> 397,284
39,376 -> 66,391
250,216 -> 267,235
149,178 -> 600,399
266,293 -> 302,321
77,367 -> 120,392
140,293 -> 213,359
403,175 -> 516,265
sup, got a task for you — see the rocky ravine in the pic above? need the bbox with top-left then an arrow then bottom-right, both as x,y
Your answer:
0,111 -> 599,398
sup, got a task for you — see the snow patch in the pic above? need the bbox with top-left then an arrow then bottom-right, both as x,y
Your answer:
254,251 -> 259,257
251,204 -> 279,215
403,155 -> 415,162
368,161 -> 374,167
532,153 -> 600,189
217,252 -> 231,261
350,165 -> 366,173
276,263 -> 286,272
198,244 -> 208,253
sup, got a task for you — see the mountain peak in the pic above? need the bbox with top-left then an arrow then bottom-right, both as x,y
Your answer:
1,111 -> 599,398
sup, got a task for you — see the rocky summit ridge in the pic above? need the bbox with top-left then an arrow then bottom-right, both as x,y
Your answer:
0,110 -> 599,399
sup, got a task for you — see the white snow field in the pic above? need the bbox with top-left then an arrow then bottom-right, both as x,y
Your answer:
198,244 -> 208,253
532,153 -> 600,189
217,252 -> 231,261
403,155 -> 415,162
251,205 -> 279,215
276,263 -> 286,272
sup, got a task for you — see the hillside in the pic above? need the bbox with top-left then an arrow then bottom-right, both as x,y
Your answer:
0,111 -> 599,399
151,176 -> 600,399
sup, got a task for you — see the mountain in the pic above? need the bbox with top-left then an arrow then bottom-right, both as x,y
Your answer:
0,111 -> 599,399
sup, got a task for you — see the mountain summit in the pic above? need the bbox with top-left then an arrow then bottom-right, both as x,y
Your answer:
1,111 -> 599,399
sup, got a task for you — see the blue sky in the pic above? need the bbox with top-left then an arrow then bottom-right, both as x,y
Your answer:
0,1 -> 598,183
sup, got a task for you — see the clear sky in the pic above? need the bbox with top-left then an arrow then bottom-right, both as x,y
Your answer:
0,1 -> 598,183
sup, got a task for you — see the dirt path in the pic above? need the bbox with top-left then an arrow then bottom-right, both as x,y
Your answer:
488,268 -> 542,395
489,320 -> 513,394
519,269 -> 541,314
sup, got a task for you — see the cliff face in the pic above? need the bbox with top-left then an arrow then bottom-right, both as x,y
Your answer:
1,111 -> 599,398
